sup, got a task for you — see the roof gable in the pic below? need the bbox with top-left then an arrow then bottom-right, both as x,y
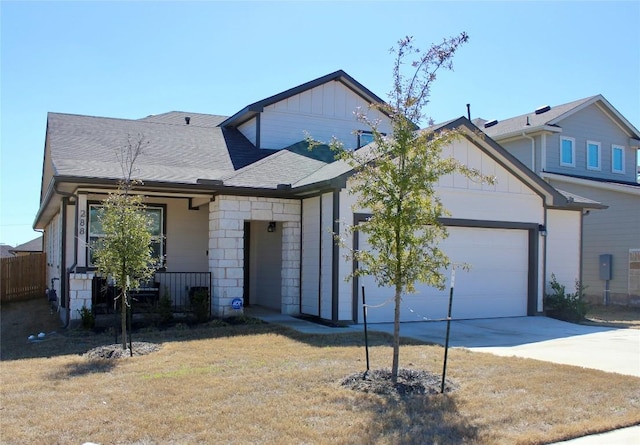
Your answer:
481,95 -> 640,141
291,117 -> 595,209
220,70 -> 386,128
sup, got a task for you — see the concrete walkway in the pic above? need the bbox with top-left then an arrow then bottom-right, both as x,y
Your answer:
250,309 -> 640,444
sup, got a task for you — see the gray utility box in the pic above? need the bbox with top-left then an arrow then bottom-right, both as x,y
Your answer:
599,254 -> 613,281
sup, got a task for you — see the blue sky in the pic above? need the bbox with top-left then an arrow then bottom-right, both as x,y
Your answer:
1,1 -> 639,246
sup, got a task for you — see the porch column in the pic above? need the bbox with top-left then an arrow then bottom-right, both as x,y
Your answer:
68,272 -> 94,320
281,221 -> 301,314
208,198 -> 250,316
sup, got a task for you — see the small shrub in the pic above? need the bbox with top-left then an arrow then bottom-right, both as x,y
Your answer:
157,288 -> 173,326
204,319 -> 228,328
190,289 -> 210,323
77,305 -> 95,329
544,274 -> 588,323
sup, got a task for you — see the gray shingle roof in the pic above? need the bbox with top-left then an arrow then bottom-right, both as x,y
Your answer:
480,96 -> 597,139
139,111 -> 227,128
9,236 -> 42,254
47,112 -> 270,185
222,148 -> 327,189
0,245 -> 15,258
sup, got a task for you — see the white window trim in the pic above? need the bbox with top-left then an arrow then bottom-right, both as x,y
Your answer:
586,140 -> 601,171
611,144 -> 625,174
560,136 -> 575,167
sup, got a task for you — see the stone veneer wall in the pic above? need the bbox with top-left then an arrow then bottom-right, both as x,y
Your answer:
209,196 -> 301,316
68,272 -> 94,319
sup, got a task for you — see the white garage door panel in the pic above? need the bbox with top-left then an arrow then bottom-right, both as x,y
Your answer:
357,227 -> 528,323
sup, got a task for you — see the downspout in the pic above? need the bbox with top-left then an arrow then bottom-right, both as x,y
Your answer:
54,182 -> 78,328
541,199 -> 548,311
61,197 -> 69,327
522,132 -> 536,172
523,131 -> 546,309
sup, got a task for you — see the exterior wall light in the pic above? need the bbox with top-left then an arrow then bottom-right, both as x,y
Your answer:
538,224 -> 547,236
267,221 -> 276,233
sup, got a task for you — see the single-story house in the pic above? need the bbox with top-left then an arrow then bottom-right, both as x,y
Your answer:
9,236 -> 43,256
34,70 -> 601,325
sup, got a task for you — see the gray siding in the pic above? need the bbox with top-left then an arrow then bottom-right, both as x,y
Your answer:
545,104 -> 637,183
548,179 -> 640,303
500,136 -> 540,172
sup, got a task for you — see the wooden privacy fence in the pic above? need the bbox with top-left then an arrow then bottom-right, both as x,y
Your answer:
0,253 -> 46,303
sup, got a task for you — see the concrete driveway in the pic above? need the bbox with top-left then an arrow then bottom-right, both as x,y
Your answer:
364,316 -> 640,377
254,309 -> 640,377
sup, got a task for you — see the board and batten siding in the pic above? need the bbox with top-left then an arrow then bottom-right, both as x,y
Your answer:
437,138 -> 543,223
320,193 -> 334,320
300,193 -> 336,318
548,179 -> 640,302
249,81 -> 392,150
300,197 -> 321,316
545,209 -> 581,291
545,103 -> 637,182
238,117 -> 258,146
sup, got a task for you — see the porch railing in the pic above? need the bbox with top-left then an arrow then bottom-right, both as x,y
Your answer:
92,271 -> 211,316
154,271 -> 211,314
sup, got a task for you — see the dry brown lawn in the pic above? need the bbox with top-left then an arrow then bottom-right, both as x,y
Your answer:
1,298 -> 639,445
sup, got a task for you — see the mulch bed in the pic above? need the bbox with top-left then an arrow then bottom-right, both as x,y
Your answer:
341,368 -> 457,397
84,342 -> 161,360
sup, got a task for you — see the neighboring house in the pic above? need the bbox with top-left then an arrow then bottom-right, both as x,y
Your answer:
0,244 -> 15,258
478,95 -> 640,306
9,236 -> 43,256
33,70 -> 599,325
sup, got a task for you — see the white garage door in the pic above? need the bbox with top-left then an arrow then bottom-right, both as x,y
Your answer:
357,226 -> 529,323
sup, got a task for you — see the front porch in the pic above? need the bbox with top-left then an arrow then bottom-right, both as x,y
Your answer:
63,194 -> 304,324
91,271 -> 213,316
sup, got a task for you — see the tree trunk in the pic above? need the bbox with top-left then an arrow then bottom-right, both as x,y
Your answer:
121,289 -> 127,350
391,283 -> 402,382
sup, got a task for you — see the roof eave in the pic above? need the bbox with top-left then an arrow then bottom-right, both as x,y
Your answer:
490,124 -> 562,141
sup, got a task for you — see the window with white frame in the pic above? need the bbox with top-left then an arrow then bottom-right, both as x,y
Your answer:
88,204 -> 165,267
611,144 -> 625,173
586,141 -> 601,170
560,137 -> 575,167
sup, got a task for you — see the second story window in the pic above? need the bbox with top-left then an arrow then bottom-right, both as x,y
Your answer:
586,141 -> 601,170
611,145 -> 625,174
560,137 -> 575,167
357,131 -> 375,149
